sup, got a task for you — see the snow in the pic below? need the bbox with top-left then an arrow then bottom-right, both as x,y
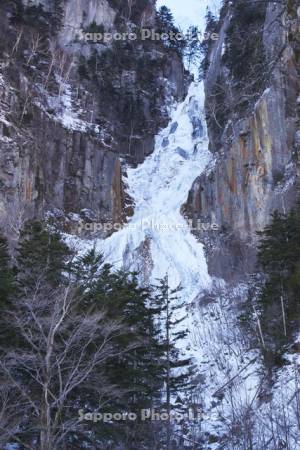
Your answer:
70,81 -> 214,357
65,1 -> 250,443
63,2 -> 300,447
47,80 -> 100,133
67,0 -> 223,349
0,74 -> 12,129
36,77 -> 101,134
100,82 -> 211,295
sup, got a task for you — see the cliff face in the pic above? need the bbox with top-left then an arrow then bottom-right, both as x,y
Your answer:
0,0 -> 187,238
184,0 -> 300,281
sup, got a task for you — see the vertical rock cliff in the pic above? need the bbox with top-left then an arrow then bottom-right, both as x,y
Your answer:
183,0 -> 300,281
0,0 -> 187,239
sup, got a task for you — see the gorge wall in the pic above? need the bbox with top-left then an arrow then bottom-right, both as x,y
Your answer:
183,0 -> 300,281
0,0 -> 187,240
1,0 -> 299,284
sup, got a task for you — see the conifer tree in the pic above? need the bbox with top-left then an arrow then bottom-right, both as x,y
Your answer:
185,26 -> 202,71
73,252 -> 165,447
71,246 -> 105,291
16,220 -> 71,294
257,205 -> 300,364
157,6 -> 175,33
199,8 -> 218,79
155,275 -> 193,449
84,266 -> 164,409
156,6 -> 186,55
0,233 -> 15,307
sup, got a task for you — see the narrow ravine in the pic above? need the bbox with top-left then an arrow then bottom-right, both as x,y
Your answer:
100,82 -> 211,294
94,82 -> 213,360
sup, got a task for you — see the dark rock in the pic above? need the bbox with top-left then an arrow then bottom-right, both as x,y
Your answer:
0,0 -> 188,236
169,121 -> 178,134
176,147 -> 189,159
184,0 -> 300,281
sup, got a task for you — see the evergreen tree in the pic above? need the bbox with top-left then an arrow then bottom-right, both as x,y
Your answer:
199,8 -> 218,79
16,220 -> 71,294
87,267 -> 164,406
205,9 -> 218,34
222,0 -> 267,91
257,205 -> 300,365
71,246 -> 105,290
155,275 -> 193,449
157,6 -> 174,32
185,26 -> 202,72
156,6 -> 186,55
2,235 -> 198,448
73,252 -> 165,447
156,276 -> 193,397
0,232 -> 15,307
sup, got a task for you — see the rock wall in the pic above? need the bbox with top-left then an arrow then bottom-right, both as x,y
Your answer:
0,0 -> 187,238
183,0 -> 300,281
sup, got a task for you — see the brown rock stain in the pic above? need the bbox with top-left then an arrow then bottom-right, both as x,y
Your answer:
111,158 -> 123,224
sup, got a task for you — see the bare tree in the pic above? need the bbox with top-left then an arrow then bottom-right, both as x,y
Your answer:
0,282 -> 132,449
127,0 -> 134,20
26,33 -> 43,66
0,196 -> 34,256
11,27 -> 24,56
